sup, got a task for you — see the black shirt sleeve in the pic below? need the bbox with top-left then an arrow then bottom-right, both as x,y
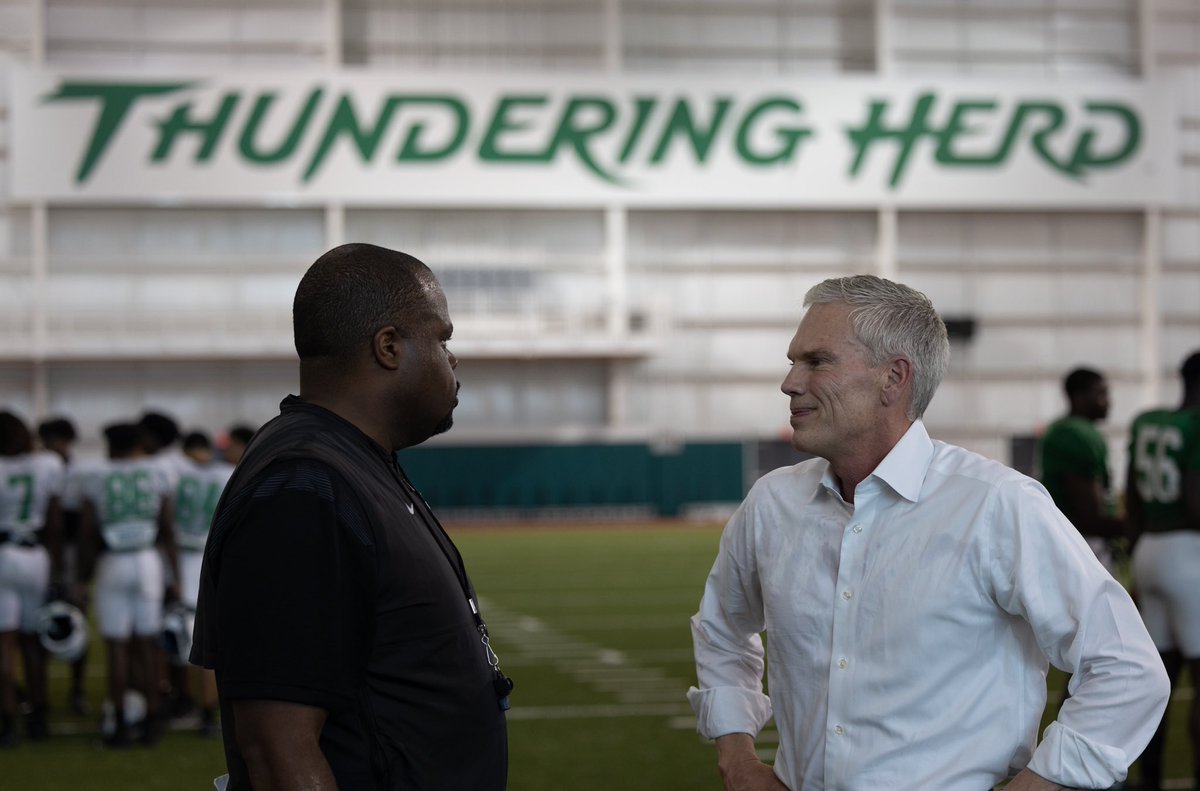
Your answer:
209,459 -> 376,713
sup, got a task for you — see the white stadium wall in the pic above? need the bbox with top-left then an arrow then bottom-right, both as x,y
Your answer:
0,0 -> 1198,480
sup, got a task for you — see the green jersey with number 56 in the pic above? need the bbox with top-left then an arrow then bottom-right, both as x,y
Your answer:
1128,407 -> 1200,533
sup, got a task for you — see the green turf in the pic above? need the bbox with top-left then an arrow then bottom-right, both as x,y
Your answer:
3,731 -> 226,790
457,524 -> 725,791
3,523 -> 1193,790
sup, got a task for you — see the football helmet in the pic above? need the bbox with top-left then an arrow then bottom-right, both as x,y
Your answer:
36,600 -> 89,663
161,604 -> 195,666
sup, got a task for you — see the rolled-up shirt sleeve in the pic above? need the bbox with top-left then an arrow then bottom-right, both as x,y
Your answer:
990,478 -> 1170,788
688,501 -> 774,740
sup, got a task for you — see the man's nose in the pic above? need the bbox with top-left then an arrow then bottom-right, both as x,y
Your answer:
781,367 -> 805,396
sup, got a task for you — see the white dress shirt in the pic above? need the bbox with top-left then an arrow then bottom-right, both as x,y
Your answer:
689,420 -> 1169,791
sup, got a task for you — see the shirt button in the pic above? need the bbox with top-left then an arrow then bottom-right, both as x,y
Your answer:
842,590 -> 853,600
838,658 -> 848,669
834,725 -> 845,735
852,525 -> 863,534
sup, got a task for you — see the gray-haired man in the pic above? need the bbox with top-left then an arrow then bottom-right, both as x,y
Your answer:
690,275 -> 1168,791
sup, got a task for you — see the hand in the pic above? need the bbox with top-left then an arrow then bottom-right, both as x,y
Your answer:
1004,768 -> 1078,791
715,733 -> 790,791
721,757 -> 789,791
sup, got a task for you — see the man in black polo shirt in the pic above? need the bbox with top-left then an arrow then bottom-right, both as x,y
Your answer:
191,243 -> 510,790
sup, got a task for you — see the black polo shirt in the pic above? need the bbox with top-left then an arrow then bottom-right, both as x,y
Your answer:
191,397 -> 508,791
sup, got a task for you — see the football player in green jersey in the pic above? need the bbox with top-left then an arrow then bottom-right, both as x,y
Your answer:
1127,350 -> 1200,791
1039,367 -> 1126,571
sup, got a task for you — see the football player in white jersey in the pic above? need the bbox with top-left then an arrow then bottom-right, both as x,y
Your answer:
175,431 -> 233,735
139,412 -> 193,718
0,412 -> 64,746
78,422 -> 179,747
139,411 -> 190,488
37,416 -> 93,715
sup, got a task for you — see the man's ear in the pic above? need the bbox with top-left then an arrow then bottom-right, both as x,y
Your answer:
372,326 -> 403,371
880,355 -> 913,409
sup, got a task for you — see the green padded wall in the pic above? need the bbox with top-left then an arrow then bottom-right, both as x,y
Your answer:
398,442 -> 744,516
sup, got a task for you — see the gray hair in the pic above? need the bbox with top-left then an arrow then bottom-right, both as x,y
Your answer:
804,275 -> 950,419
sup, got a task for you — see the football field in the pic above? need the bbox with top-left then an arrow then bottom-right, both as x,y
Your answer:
458,523 -> 725,791
2,522 -> 1193,790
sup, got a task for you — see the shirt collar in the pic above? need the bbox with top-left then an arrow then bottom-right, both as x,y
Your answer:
814,419 -> 934,504
870,420 -> 934,503
279,394 -> 396,466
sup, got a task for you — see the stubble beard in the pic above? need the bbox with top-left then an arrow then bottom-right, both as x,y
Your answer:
431,380 -> 461,437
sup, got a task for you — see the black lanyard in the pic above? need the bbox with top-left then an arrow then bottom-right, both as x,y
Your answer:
393,460 -> 514,710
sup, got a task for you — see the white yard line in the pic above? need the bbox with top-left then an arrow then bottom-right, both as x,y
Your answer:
482,598 -> 694,721
507,703 -> 692,721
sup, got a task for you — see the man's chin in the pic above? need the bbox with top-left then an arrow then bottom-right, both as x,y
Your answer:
432,412 -> 454,436
790,431 -> 815,456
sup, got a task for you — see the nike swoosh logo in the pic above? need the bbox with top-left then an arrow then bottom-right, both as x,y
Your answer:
406,503 -> 415,515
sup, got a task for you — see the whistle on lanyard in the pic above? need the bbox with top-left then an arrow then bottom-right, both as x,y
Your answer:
474,600 -> 514,711
493,674 -> 515,711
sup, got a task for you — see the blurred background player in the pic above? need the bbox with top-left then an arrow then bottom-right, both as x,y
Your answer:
1126,350 -> 1200,791
36,416 -> 92,715
221,425 -> 255,466
78,422 -> 179,747
172,429 -> 232,735
0,411 -> 65,745
139,411 -> 190,716
36,418 -> 75,465
182,432 -> 213,466
1039,367 -> 1127,572
139,411 -> 189,488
